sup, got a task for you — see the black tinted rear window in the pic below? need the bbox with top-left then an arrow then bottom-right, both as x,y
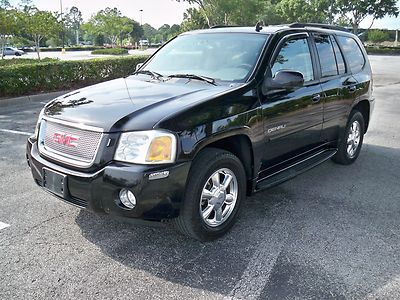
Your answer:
337,36 -> 365,73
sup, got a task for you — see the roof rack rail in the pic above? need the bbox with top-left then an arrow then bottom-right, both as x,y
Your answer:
288,23 -> 350,32
210,25 -> 240,29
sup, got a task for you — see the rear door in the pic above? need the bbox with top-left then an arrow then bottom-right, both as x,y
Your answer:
312,33 -> 353,141
314,33 -> 369,142
259,33 -> 324,169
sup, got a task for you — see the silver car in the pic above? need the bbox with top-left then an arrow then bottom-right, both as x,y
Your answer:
1,46 -> 25,57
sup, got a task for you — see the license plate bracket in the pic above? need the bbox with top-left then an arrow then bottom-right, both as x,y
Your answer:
43,168 -> 67,198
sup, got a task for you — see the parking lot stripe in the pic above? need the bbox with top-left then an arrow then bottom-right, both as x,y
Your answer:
0,222 -> 10,230
0,129 -> 32,136
228,210 -> 290,300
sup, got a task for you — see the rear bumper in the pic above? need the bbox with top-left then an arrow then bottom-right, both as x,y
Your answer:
26,137 -> 191,221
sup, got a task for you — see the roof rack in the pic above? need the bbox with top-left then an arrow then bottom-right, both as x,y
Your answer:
288,23 -> 350,32
210,25 -> 240,29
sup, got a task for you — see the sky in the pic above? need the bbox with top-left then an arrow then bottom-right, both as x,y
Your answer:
10,0 -> 192,29
9,0 -> 400,30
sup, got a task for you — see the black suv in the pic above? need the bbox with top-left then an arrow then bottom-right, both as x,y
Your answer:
26,23 -> 374,241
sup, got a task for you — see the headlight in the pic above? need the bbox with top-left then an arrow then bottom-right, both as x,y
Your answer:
114,130 -> 177,164
34,108 -> 45,138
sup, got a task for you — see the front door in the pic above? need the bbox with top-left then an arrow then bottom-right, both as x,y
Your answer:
260,34 -> 324,170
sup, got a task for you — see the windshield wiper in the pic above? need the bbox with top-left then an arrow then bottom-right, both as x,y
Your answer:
134,70 -> 164,80
167,74 -> 217,85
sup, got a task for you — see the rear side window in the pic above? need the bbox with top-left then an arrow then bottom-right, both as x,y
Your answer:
314,35 -> 337,77
337,36 -> 365,73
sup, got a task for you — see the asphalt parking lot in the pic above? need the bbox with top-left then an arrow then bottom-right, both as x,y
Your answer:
3,48 -> 157,61
0,55 -> 399,300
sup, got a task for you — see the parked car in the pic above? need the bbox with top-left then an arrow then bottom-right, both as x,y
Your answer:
27,23 -> 374,241
1,46 -> 25,56
17,46 -> 36,52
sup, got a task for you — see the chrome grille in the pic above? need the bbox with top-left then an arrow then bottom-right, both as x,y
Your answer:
38,118 -> 103,167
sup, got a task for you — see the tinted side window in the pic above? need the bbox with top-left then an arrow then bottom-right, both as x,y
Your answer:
337,36 -> 365,73
272,37 -> 314,82
314,35 -> 337,77
331,37 -> 346,74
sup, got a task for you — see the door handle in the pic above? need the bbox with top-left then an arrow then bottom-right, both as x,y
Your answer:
348,85 -> 357,93
312,94 -> 321,103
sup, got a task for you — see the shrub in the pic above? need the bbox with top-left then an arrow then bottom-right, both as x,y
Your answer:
366,46 -> 400,55
0,58 -> 59,67
0,55 -> 149,97
39,46 -> 104,52
91,48 -> 129,55
367,30 -> 390,43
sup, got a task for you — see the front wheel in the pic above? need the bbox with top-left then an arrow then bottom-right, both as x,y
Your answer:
332,110 -> 365,165
174,148 -> 246,241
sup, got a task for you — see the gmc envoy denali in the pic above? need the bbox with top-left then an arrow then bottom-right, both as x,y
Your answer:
27,23 -> 374,241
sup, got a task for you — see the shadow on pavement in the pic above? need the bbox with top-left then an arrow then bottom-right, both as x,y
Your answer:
75,144 -> 400,298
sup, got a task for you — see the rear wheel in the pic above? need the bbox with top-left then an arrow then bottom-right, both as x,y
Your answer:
174,148 -> 246,241
332,110 -> 365,165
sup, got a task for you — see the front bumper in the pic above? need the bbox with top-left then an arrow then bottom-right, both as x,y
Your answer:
26,137 -> 191,221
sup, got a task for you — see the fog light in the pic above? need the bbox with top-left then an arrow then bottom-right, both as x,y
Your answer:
119,189 -> 136,209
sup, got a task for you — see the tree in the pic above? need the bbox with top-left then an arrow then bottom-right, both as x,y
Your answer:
0,6 -> 21,59
181,7 -> 208,31
18,0 -> 36,13
176,0 -> 212,27
177,0 -> 265,27
130,20 -> 143,44
142,23 -> 157,41
23,10 -> 61,59
65,6 -> 83,45
336,0 -> 399,34
83,8 -> 134,47
0,0 -> 10,9
275,0 -> 332,23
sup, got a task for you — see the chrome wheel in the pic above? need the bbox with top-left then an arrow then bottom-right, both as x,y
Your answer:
200,168 -> 238,227
347,120 -> 361,158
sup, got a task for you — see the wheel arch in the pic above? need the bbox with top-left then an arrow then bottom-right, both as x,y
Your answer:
192,131 -> 255,195
352,100 -> 370,133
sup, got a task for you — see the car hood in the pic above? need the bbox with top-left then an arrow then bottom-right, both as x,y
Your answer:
44,76 -> 235,132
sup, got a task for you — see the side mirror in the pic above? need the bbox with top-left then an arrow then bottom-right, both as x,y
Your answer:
263,70 -> 304,92
136,63 -> 144,71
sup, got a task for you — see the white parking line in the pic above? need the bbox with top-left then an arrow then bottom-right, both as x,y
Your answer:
0,222 -> 10,230
0,129 -> 32,136
228,209 -> 290,300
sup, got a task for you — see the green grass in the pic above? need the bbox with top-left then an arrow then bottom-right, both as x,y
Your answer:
91,48 -> 129,55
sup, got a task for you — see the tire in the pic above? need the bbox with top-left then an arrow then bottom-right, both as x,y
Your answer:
332,110 -> 365,165
15,52 -> 21,56
174,148 -> 246,241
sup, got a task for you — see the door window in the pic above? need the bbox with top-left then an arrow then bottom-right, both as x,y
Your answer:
271,37 -> 314,82
314,35 -> 338,77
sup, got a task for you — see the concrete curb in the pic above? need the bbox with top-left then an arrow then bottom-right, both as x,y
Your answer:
0,90 -> 70,108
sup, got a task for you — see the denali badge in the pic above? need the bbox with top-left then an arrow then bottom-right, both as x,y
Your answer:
267,124 -> 287,134
148,171 -> 170,181
53,132 -> 79,148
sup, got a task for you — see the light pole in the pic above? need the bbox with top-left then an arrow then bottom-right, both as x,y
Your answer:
60,0 -> 65,54
139,9 -> 143,49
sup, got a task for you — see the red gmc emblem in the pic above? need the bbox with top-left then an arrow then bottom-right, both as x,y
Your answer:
53,132 -> 79,148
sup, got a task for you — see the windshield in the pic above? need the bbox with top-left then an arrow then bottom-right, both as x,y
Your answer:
142,33 -> 269,83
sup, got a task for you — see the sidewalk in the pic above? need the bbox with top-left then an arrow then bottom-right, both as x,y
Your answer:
0,90 -> 69,108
